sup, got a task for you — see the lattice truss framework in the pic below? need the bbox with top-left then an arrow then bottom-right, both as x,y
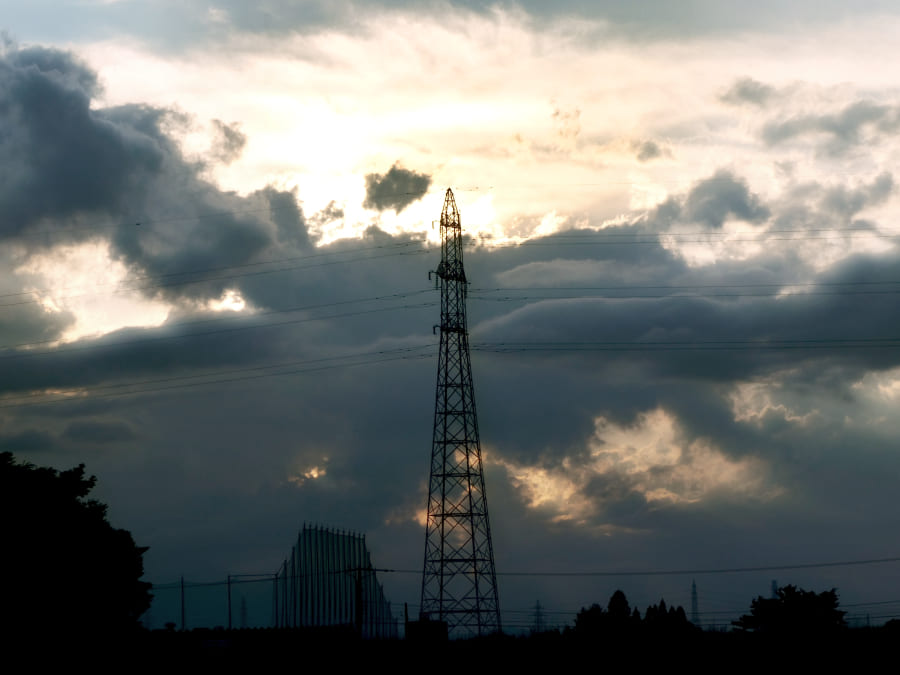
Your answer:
420,188 -> 501,637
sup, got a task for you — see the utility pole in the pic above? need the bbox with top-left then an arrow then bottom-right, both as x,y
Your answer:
420,188 -> 501,637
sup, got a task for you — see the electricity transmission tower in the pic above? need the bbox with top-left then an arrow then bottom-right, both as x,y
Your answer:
420,188 -> 501,637
691,579 -> 699,627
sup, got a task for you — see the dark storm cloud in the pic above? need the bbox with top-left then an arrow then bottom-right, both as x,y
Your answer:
0,308 -> 313,396
0,44 -> 315,310
475,248 -> 900,386
680,170 -> 770,228
819,172 -> 893,218
363,163 -> 431,213
721,77 -> 776,106
0,274 -> 74,348
9,1 -> 899,51
210,119 -> 247,164
633,139 -> 666,162
762,100 -> 900,156
0,46 -> 163,239
311,200 -> 345,225
768,172 -> 893,235
62,420 -> 136,444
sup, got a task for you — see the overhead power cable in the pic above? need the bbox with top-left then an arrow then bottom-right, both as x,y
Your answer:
0,241 -> 428,309
472,280 -> 900,294
0,344 -> 435,409
0,290 -> 435,353
365,555 -> 900,577
464,234 -> 900,249
472,338 -> 900,353
471,289 -> 900,301
6,334 -> 900,408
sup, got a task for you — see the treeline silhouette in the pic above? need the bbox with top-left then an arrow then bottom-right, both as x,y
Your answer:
566,590 -> 696,639
3,451 -> 899,662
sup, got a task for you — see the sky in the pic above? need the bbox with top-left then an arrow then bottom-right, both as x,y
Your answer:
3,0 -> 900,632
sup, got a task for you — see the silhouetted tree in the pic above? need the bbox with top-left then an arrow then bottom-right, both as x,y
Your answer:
644,598 -> 694,633
607,589 -> 631,621
572,592 -> 697,640
732,585 -> 847,634
573,602 -> 606,635
0,452 -> 152,637
572,590 -> 640,638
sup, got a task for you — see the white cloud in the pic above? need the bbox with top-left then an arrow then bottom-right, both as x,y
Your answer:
66,9 -> 900,271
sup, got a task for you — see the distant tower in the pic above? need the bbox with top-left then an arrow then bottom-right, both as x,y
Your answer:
532,600 -> 546,633
420,188 -> 501,637
691,579 -> 699,627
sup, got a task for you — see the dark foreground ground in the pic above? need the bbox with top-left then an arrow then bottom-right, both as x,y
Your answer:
15,624 -> 897,668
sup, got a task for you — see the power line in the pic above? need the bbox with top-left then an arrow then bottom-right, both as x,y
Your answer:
366,555 -> 900,578
8,222 -> 899,309
465,232 -> 900,249
152,554 -> 900,592
472,338 -> 900,353
0,344 -> 435,409
472,280 -> 900,293
3,344 -> 433,404
6,335 -> 900,407
0,291 -> 435,354
0,239 -> 424,301
8,278 -> 900,356
1,242 -> 428,309
471,289 -> 900,301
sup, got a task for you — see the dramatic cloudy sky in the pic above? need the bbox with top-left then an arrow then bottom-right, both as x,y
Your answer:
4,1 -> 900,631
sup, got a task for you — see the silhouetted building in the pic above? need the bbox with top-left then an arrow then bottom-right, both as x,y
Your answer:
273,524 -> 398,638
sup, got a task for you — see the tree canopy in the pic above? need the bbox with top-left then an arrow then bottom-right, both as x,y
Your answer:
0,452 -> 152,637
733,585 -> 847,634
571,590 -> 694,638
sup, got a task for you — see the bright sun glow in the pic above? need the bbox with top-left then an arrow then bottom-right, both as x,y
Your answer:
207,290 -> 247,312
15,241 -> 170,343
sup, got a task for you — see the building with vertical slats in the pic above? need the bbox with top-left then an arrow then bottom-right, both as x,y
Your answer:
272,524 -> 398,638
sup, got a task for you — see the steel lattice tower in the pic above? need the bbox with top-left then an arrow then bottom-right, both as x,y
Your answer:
420,188 -> 501,637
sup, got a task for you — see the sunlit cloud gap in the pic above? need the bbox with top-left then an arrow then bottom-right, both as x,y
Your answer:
3,242 -> 427,307
7,235 -> 900,309
0,299 -> 437,356
0,288 -> 433,349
